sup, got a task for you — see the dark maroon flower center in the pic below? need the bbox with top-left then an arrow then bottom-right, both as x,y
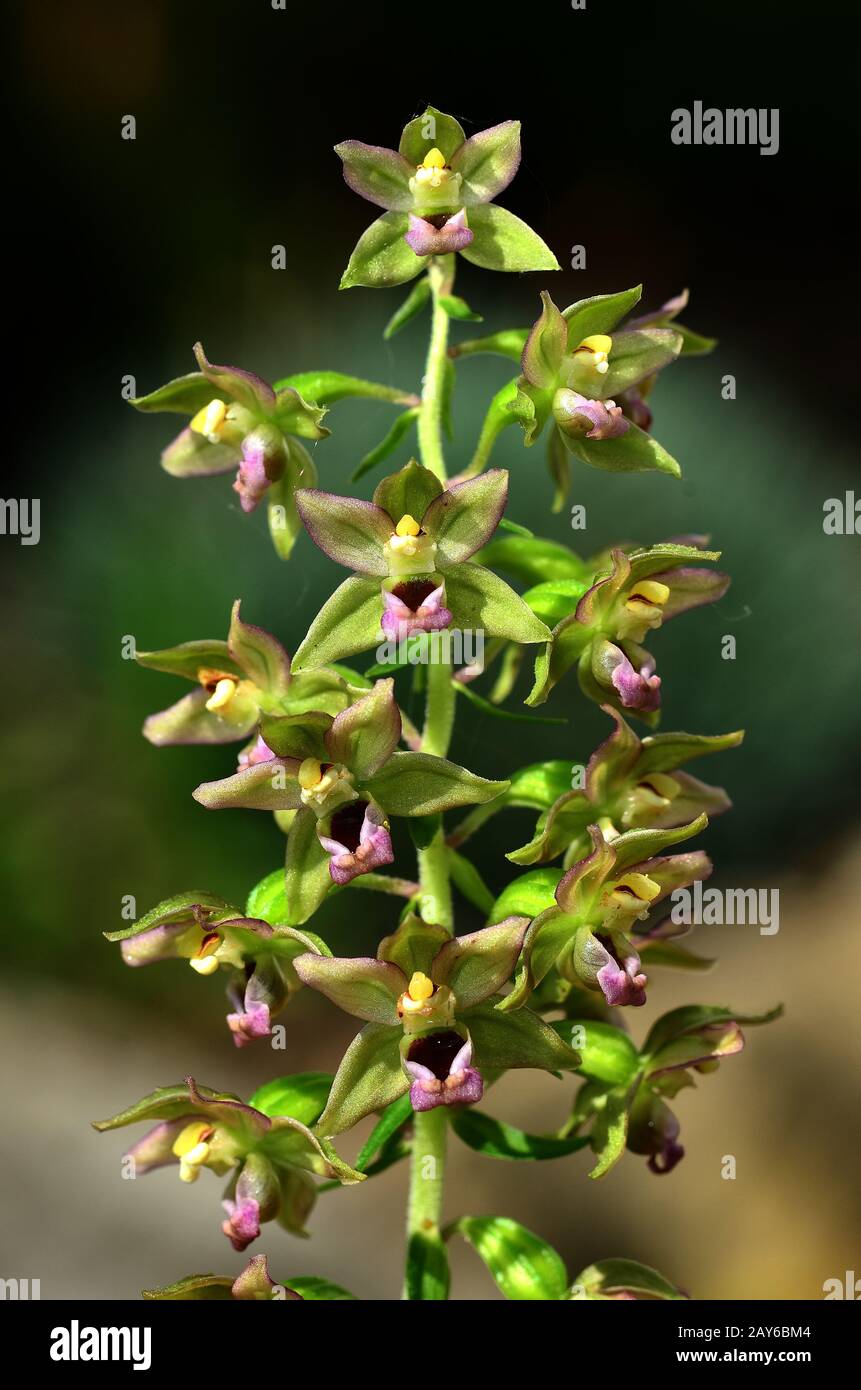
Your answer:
392,578 -> 436,612
407,1030 -> 465,1080
329,800 -> 367,853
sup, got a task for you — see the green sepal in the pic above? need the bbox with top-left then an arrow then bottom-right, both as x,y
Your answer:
292,575 -> 383,670
587,1076 -> 639,1179
572,1258 -> 685,1301
563,420 -> 681,477
444,562 -> 552,644
600,328 -> 682,397
399,106 -> 466,163
449,1216 -> 568,1300
259,710 -> 332,761
283,1276 -> 357,1301
562,286 -> 643,343
314,1023 -> 407,1136
522,291 -> 567,388
463,999 -> 580,1073
228,599 -> 291,696
378,912 -> 450,978
141,1274 -> 235,1301
104,889 -> 241,944
461,205 -> 560,273
451,1109 -> 590,1161
135,640 -> 242,681
130,372 -> 217,415
283,806 -> 332,924
340,211 -> 422,290
373,458 -> 443,522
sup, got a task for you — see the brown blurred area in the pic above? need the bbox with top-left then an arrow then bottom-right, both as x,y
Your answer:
4,837 -> 858,1301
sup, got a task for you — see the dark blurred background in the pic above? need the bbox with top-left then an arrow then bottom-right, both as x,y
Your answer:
2,0 -> 859,1299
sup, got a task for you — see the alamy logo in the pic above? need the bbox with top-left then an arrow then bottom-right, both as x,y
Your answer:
0,1276 -> 41,1299
671,103 -> 779,156
50,1321 -> 152,1371
1,498 -> 40,545
375,629 -> 484,668
670,882 -> 779,935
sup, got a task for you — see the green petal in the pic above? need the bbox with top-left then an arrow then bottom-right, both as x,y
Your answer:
460,205 -> 560,273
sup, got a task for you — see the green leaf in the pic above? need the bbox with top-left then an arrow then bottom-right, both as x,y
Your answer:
340,211 -> 422,290
521,577 -> 590,626
351,407 -> 420,481
292,575 -> 383,670
448,849 -> 495,915
555,1020 -> 640,1086
273,370 -> 417,408
461,205 -> 560,273
365,750 -> 508,816
488,868 -> 562,924
283,1276 -> 357,1300
314,1023 -> 407,1136
131,371 -> 217,416
451,1110 -> 589,1161
562,285 -> 643,343
283,806 -> 332,924
248,1072 -> 334,1126
445,562 -> 552,644
455,681 -> 566,726
405,1231 -> 450,1302
476,535 -> 586,586
450,1216 -> 568,1300
450,327 -> 529,362
572,1258 -> 685,1301
355,1093 -> 414,1173
383,275 -> 431,338
438,293 -> 483,322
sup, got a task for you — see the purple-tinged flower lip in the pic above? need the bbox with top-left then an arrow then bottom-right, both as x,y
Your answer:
222,1196 -> 261,1252
125,1118 -> 190,1175
648,1137 -> 685,1175
606,643 -> 662,713
594,934 -> 647,1007
405,1031 -> 483,1111
381,579 -> 453,640
554,391 -> 629,441
319,800 -> 394,885
233,439 -> 273,514
227,997 -> 272,1049
238,735 -> 276,768
405,210 -> 474,257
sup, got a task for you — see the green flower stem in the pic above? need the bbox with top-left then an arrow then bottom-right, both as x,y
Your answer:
417,654 -> 456,929
446,799 -> 504,850
404,1106 -> 449,1300
417,258 -> 454,483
